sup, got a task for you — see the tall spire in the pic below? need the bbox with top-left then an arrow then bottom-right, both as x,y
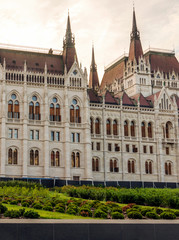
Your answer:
63,11 -> 78,72
128,7 -> 143,64
89,44 -> 99,90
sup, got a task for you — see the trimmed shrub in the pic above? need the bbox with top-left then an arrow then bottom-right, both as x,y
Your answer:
32,202 -> 43,210
141,207 -> 153,216
112,207 -> 122,213
127,211 -> 143,219
66,208 -> 77,215
0,203 -> 8,213
97,205 -> 109,214
55,207 -> 65,213
79,206 -> 92,217
174,210 -> 179,217
21,202 -> 30,207
155,208 -> 163,215
160,211 -> 176,219
43,205 -> 53,211
111,212 -> 124,219
94,209 -> 108,219
4,210 -> 21,218
9,200 -> 18,205
24,210 -> 40,219
146,211 -> 160,219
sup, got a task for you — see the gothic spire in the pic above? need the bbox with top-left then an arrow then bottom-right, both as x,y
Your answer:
128,7 -> 143,63
63,11 -> 78,72
89,44 -> 99,90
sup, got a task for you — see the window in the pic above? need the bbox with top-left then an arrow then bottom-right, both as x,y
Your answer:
71,133 -> 80,142
14,129 -> 18,139
30,130 -> 34,140
51,131 -> 55,141
92,157 -> 99,171
8,148 -> 18,165
166,122 -> 172,139
76,133 -> 80,143
150,146 -> 153,154
124,121 -> 129,136
91,142 -> 94,150
131,121 -> 135,137
71,133 -> 75,142
113,120 -> 118,135
145,161 -> 152,174
143,145 -> 147,153
49,97 -> 61,122
95,118 -> 100,134
108,143 -> 112,151
56,132 -> 60,141
133,145 -> 137,153
8,129 -> 13,138
128,159 -> 135,173
29,95 -> 40,120
106,119 -> 111,135
30,149 -> 39,166
165,162 -> 172,175
36,130 -> 39,140
166,147 -> 169,155
51,150 -> 60,167
70,99 -> 81,123
71,152 -> 80,168
110,159 -> 118,172
96,142 -> 100,151
8,94 -> 20,119
126,144 -> 130,152
148,122 -> 153,138
30,130 -> 39,140
90,118 -> 94,134
73,176 -> 80,181
141,122 -> 146,138
115,144 -> 120,152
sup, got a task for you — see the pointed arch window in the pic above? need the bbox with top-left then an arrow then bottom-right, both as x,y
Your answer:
51,150 -> 60,167
106,119 -> 111,135
130,121 -> 135,137
141,122 -> 146,138
165,162 -> 172,175
113,120 -> 118,135
29,95 -> 40,120
90,118 -> 94,134
148,122 -> 153,138
124,121 -> 129,136
30,149 -> 39,166
128,159 -> 135,173
92,157 -> 99,172
71,151 -> 80,168
8,94 -> 20,119
166,122 -> 172,139
145,160 -> 152,174
50,97 -> 61,122
8,148 -> 18,165
110,159 -> 119,172
70,99 -> 81,123
95,118 -> 100,134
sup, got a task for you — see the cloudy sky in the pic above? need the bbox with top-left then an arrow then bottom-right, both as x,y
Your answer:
0,0 -> 179,82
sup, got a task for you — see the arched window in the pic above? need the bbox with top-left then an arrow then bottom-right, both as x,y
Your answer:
29,95 -> 40,120
70,99 -> 81,123
8,148 -> 18,165
166,122 -> 172,139
165,162 -> 172,175
51,151 -> 55,166
30,149 -> 39,166
110,159 -> 119,172
71,152 -> 80,168
148,122 -> 153,138
124,121 -> 129,136
113,120 -> 118,135
141,122 -> 146,138
8,94 -> 20,119
95,118 -> 100,134
130,121 -> 135,137
90,118 -> 94,134
128,159 -> 135,173
56,151 -> 60,167
49,97 -> 61,122
106,119 -> 111,135
145,160 -> 152,174
92,157 -> 99,171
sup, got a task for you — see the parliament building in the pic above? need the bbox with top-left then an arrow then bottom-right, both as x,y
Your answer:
0,9 -> 178,183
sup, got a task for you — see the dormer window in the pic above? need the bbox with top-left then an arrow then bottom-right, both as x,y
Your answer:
157,74 -> 160,78
12,60 -> 16,64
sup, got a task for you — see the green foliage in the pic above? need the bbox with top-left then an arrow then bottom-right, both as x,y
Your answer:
146,211 -> 160,219
32,202 -> 43,209
23,210 -> 40,219
43,205 -> 53,211
155,208 -> 164,215
112,206 -> 122,213
79,206 -> 92,217
55,206 -> 65,213
127,211 -> 143,219
0,180 -> 41,189
4,210 -> 21,218
160,211 -> 176,219
94,209 -> 108,219
141,207 -> 153,216
174,210 -> 179,217
111,212 -> 124,219
9,200 -> 18,205
0,203 -> 8,213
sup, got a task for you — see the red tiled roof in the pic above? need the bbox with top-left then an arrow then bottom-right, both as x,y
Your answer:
63,47 -> 77,72
146,91 -> 161,104
115,91 -> 135,106
100,58 -> 126,90
105,91 -> 119,105
131,93 -> 152,107
0,48 -> 64,74
128,38 -> 143,63
87,89 -> 102,103
145,52 -> 179,74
